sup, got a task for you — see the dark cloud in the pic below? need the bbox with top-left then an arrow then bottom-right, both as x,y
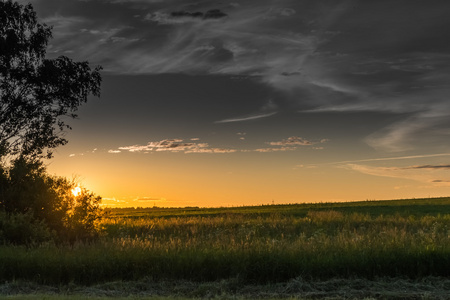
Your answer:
281,71 -> 302,77
203,9 -> 227,19
147,8 -> 227,25
171,11 -> 204,19
406,165 -> 450,170
171,9 -> 227,20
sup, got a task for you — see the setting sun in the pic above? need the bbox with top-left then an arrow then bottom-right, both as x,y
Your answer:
71,186 -> 81,197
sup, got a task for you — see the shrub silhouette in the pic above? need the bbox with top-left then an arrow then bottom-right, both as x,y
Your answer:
0,158 -> 103,245
0,210 -> 52,245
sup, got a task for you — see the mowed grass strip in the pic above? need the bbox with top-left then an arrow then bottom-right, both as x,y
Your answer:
3,276 -> 450,299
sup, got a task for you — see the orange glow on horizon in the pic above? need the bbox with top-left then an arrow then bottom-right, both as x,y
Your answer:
49,149 -> 450,208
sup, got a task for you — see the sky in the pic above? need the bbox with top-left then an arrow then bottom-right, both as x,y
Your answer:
20,0 -> 450,207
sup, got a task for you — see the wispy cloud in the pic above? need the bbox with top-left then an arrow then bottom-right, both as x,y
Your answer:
108,150 -> 122,154
237,132 -> 246,140
109,135 -> 327,154
345,164 -> 426,181
326,153 -> 450,165
37,0 -> 450,153
344,163 -> 450,187
249,136 -> 328,152
269,136 -> 312,146
133,196 -> 166,203
100,197 -> 128,207
364,108 -> 450,152
216,99 -> 278,123
115,139 -> 236,154
215,112 -> 277,124
68,148 -> 102,157
185,148 -> 236,154
405,164 -> 450,170
254,147 -> 297,153
42,0 -> 322,89
145,9 -> 227,25
268,136 -> 328,146
101,195 -> 166,207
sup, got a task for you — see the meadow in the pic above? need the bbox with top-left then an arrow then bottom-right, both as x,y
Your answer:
1,197 -> 450,298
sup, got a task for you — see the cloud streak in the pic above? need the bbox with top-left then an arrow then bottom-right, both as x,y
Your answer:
268,136 -> 328,147
110,135 -> 327,155
215,112 -> 277,123
325,153 -> 450,166
405,164 -> 450,170
344,163 -> 450,187
115,139 -> 236,154
216,99 -> 278,123
254,147 -> 297,153
146,9 -> 227,24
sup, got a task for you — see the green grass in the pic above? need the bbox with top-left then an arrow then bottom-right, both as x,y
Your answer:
1,197 -> 450,286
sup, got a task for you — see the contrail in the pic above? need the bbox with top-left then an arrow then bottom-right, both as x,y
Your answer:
215,112 -> 277,124
327,153 -> 450,165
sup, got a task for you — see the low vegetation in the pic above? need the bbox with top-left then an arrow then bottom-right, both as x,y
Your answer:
1,198 -> 449,287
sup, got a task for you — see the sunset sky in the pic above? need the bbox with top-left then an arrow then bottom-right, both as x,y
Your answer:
22,0 -> 450,207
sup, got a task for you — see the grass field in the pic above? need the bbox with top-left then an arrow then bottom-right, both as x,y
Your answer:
1,197 -> 450,299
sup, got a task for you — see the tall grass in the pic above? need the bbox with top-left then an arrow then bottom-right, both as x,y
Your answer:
1,203 -> 449,285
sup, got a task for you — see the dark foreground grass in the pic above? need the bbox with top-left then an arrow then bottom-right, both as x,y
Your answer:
2,237 -> 450,285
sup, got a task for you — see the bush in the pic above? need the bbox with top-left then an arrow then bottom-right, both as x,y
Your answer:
0,157 -> 103,245
61,187 -> 103,243
0,210 -> 53,245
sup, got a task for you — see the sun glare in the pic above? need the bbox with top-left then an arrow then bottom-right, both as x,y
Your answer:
71,186 -> 81,197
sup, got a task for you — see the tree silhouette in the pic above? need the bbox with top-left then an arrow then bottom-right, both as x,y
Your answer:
0,0 -> 102,160
0,1 -> 103,245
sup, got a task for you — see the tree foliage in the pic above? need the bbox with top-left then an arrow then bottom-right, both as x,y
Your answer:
0,158 -> 103,244
0,0 -> 102,160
